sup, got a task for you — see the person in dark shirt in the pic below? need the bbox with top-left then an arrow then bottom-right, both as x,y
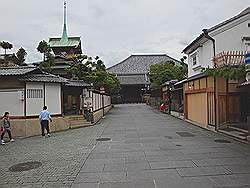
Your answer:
1,112 -> 14,145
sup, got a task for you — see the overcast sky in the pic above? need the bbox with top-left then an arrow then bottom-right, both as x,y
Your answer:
0,0 -> 248,67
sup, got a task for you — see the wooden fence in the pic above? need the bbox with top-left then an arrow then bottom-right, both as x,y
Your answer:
213,51 -> 247,68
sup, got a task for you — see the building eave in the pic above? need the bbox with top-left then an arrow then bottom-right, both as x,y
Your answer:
183,7 -> 250,54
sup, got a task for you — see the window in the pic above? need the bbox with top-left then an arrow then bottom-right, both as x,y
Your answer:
191,53 -> 197,66
248,23 -> 250,27
27,89 -> 43,98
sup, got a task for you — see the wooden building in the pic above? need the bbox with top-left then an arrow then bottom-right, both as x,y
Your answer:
107,54 -> 181,103
183,7 -> 250,139
0,66 -> 112,138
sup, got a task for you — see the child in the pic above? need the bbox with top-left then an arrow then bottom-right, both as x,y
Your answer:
1,112 -> 14,145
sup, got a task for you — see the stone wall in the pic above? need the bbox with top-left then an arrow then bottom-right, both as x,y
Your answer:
9,117 -> 67,138
6,105 -> 112,138
93,105 -> 112,123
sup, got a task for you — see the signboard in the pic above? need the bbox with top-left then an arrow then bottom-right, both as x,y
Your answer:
245,53 -> 250,64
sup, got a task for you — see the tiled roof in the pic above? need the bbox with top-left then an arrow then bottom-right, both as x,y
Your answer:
186,72 -> 206,81
19,74 -> 67,83
208,7 -> 249,33
48,37 -> 81,47
108,54 -> 181,74
183,7 -> 250,53
117,74 -> 148,85
65,80 -> 90,87
0,66 -> 37,76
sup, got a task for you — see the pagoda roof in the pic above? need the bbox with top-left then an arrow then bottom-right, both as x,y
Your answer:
48,37 -> 81,48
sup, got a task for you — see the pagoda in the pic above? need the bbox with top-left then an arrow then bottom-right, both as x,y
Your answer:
47,1 -> 82,77
48,1 -> 82,57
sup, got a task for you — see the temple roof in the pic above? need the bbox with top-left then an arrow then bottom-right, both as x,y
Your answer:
107,54 -> 181,75
48,37 -> 81,48
48,2 -> 82,51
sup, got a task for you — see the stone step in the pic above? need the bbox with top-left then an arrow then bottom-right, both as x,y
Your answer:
70,120 -> 88,126
68,116 -> 87,122
70,118 -> 87,121
69,122 -> 92,129
69,116 -> 86,120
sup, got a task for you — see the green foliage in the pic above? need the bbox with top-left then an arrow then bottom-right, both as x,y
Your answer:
0,41 -> 13,56
66,55 -> 120,95
0,41 -> 27,66
39,53 -> 55,73
15,47 -> 27,65
37,40 -> 50,56
149,61 -> 187,88
37,40 -> 54,72
0,57 -> 9,67
202,65 -> 246,80
86,70 -> 120,95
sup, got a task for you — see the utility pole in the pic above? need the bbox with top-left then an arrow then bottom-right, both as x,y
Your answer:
100,86 -> 105,117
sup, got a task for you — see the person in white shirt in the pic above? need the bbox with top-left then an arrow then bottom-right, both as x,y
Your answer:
39,106 -> 52,137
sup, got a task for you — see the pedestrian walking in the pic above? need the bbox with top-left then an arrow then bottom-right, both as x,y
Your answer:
39,106 -> 52,137
1,112 -> 15,145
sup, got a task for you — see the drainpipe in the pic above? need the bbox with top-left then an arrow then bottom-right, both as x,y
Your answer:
202,29 -> 215,57
202,29 -> 218,129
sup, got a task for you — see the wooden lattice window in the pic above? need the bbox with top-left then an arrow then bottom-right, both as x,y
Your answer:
27,89 -> 43,99
191,53 -> 197,66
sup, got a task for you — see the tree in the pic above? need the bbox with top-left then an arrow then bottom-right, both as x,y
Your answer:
0,41 -> 13,57
37,40 -> 54,72
202,65 -> 246,80
37,40 -> 50,61
66,54 -> 120,95
149,61 -> 187,88
15,47 -> 27,66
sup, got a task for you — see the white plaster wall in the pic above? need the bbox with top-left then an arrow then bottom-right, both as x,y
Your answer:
0,89 -> 25,116
201,41 -> 213,69
92,92 -> 111,111
188,15 -> 250,77
26,82 -> 44,116
104,95 -> 111,106
45,83 -> 61,115
214,20 -> 249,52
93,93 -> 97,111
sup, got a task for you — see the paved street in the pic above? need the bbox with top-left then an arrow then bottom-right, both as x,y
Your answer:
1,104 -> 250,188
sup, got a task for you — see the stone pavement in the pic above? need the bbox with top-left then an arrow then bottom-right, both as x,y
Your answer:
1,104 -> 250,188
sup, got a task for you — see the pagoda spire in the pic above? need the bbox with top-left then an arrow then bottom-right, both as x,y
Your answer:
60,1 -> 68,42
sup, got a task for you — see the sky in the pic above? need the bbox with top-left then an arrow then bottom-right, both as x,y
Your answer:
0,0 -> 249,67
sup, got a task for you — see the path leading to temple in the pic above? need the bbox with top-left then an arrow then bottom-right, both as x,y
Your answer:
1,104 -> 250,188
